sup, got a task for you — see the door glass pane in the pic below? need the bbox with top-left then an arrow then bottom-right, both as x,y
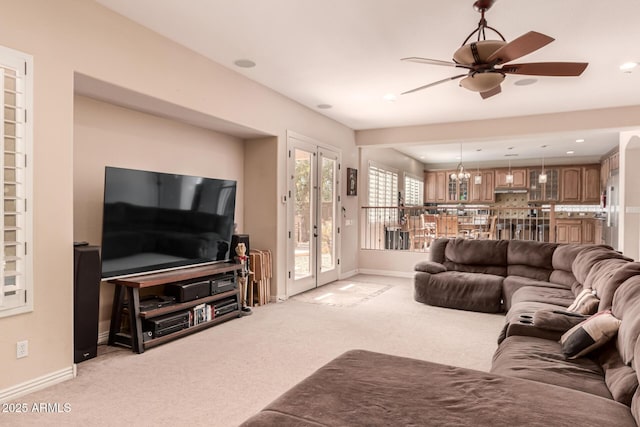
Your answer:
320,157 -> 335,273
294,149 -> 313,279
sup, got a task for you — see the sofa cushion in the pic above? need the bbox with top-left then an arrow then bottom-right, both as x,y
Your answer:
567,288 -> 600,315
414,270 -> 503,313
548,244 -> 582,290
506,240 -> 556,281
241,349 -> 636,427
428,237 -> 448,263
595,341 -> 639,406
510,285 -> 575,309
502,276 -> 570,311
491,335 -> 612,399
442,238 -> 508,276
507,240 -> 558,268
612,275 -> 640,365
572,245 -> 632,285
560,310 -> 621,359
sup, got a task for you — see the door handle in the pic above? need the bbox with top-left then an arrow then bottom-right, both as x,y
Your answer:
313,225 -> 318,238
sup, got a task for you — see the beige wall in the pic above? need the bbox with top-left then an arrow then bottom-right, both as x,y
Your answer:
73,95 -> 246,335
0,0 -> 355,393
620,131 -> 640,261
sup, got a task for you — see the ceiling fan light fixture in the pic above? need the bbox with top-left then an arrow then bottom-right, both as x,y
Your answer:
459,72 -> 505,92
453,40 -> 506,64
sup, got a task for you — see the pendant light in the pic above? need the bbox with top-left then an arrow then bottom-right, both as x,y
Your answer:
474,162 -> 482,185
539,145 -> 548,184
505,159 -> 514,184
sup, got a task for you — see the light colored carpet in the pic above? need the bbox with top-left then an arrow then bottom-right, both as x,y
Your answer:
4,275 -> 505,427
290,279 -> 392,307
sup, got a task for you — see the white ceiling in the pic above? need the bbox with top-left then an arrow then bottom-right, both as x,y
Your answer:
93,0 -> 639,164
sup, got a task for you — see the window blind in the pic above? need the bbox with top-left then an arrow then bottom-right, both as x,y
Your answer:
0,46 -> 32,317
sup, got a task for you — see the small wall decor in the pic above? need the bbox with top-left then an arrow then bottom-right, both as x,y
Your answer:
347,168 -> 357,196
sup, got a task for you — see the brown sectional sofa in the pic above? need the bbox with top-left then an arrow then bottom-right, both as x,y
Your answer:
242,238 -> 640,426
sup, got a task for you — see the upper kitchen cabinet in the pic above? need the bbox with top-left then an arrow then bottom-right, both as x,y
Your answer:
469,170 -> 495,203
560,165 -> 600,203
528,168 -> 560,202
582,165 -> 601,203
424,171 -> 447,203
495,168 -> 528,189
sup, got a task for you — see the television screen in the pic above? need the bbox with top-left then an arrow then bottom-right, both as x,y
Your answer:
100,167 -> 237,278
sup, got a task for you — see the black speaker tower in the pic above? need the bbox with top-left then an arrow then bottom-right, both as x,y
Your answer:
73,244 -> 101,363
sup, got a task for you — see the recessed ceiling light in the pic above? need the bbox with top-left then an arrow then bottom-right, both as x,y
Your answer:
576,139 -> 585,143
383,93 -> 397,102
620,62 -> 638,72
514,78 -> 538,86
317,104 -> 333,109
234,59 -> 256,68
566,150 -> 575,155
419,156 -> 425,159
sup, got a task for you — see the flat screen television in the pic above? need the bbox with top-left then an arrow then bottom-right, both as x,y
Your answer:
100,166 -> 237,279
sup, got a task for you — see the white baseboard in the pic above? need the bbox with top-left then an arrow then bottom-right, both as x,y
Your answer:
0,366 -> 75,403
98,331 -> 110,345
339,269 -> 359,279
357,268 -> 415,279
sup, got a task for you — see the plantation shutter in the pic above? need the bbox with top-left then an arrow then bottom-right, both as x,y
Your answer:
0,46 -> 32,317
404,174 -> 424,206
368,162 -> 398,222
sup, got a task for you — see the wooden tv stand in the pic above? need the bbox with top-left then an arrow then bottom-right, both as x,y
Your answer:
106,263 -> 243,353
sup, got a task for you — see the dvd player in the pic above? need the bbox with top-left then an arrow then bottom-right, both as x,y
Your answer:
142,311 -> 190,338
210,274 -> 237,295
213,297 -> 239,317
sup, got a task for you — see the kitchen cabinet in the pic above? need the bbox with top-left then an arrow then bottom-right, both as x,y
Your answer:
582,219 -> 595,244
610,151 -> 619,171
555,219 -> 583,244
528,168 -> 560,202
447,173 -> 469,202
495,168 -> 527,188
554,218 -> 601,244
560,167 -> 581,202
582,165 -> 601,203
425,171 -> 447,203
560,165 -> 600,203
469,170 -> 495,203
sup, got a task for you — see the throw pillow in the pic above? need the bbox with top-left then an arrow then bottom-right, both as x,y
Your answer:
567,288 -> 600,315
560,310 -> 621,359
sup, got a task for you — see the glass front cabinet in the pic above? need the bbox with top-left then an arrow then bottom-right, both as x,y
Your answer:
528,168 -> 560,202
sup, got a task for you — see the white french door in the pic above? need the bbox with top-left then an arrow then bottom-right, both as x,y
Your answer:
287,134 -> 340,296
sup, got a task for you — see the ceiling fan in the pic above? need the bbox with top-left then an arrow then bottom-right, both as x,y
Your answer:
401,0 -> 588,99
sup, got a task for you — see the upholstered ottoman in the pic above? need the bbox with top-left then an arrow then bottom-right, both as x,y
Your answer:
414,268 -> 504,313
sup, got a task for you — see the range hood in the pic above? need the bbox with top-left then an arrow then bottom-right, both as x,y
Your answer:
494,188 -> 528,194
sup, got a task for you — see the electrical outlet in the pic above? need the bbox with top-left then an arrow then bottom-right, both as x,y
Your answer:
16,340 -> 28,359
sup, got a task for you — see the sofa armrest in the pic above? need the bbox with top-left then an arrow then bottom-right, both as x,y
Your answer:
532,309 -> 589,333
414,261 -> 446,274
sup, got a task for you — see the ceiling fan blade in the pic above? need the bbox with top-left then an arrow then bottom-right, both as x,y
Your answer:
480,85 -> 501,99
501,62 -> 588,76
401,74 -> 467,95
401,57 -> 472,69
486,31 -> 554,65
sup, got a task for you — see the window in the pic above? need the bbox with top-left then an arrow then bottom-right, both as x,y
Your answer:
368,162 -> 398,222
0,46 -> 32,318
404,173 -> 424,206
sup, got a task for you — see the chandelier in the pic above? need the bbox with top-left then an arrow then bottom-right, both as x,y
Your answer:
450,143 -> 471,181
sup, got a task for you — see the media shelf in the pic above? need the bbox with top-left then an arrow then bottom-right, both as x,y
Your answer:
106,262 -> 243,353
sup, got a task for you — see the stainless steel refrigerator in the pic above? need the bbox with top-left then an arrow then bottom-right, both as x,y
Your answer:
604,171 -> 619,250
